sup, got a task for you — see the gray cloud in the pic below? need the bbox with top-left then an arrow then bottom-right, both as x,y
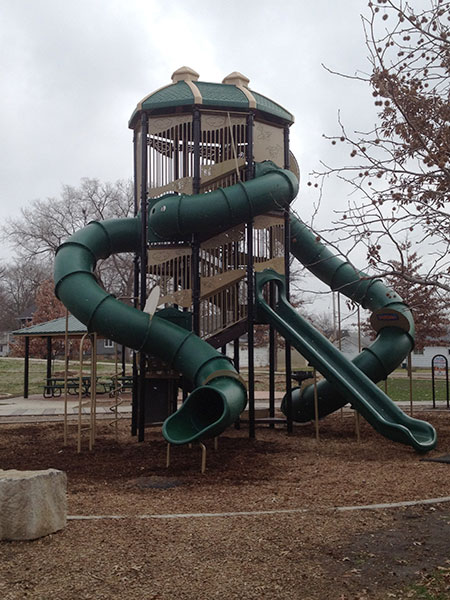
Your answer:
0,0 -> 378,261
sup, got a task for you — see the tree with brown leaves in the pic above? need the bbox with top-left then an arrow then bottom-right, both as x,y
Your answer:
362,244 -> 450,348
315,0 -> 450,300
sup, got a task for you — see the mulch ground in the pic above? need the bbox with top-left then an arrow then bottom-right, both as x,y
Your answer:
1,409 -> 450,599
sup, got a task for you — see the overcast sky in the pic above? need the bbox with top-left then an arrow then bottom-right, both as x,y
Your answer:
1,0 -> 379,321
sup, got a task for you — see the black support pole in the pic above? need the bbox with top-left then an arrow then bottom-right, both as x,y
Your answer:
131,130 -> 139,436
246,111 -> 255,438
46,336 -> 52,391
247,218 -> 255,438
269,287 -> 276,427
24,336 -> 30,398
192,109 -> 201,336
138,112 -> 149,442
284,125 -> 293,434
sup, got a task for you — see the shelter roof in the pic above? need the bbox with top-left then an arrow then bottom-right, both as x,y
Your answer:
12,315 -> 87,338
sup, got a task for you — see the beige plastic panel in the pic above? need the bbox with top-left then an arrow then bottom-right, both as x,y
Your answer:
253,121 -> 284,167
148,246 -> 191,267
253,214 -> 284,229
148,114 -> 193,135
158,270 -> 246,308
200,157 -> 245,189
158,289 -> 192,308
200,269 -> 246,298
148,177 -> 194,198
201,113 -> 246,132
253,257 -> 285,274
200,224 -> 245,250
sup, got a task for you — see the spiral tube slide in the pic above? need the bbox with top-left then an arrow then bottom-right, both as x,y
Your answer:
256,269 -> 436,452
285,215 -> 424,420
53,162 -> 298,445
148,161 -> 298,240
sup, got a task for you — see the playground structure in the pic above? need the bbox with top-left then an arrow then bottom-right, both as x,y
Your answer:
54,67 -> 436,452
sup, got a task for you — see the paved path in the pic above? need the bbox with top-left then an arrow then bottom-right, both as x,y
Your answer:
0,392 -> 287,423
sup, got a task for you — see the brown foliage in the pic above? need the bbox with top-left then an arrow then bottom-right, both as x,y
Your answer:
362,245 -> 450,349
10,279 -> 66,358
317,0 -> 450,297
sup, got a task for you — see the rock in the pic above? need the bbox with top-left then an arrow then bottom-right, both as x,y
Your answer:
0,469 -> 67,540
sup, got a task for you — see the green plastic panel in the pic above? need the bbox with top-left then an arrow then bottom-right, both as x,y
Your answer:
195,81 -> 249,109
141,81 -> 194,110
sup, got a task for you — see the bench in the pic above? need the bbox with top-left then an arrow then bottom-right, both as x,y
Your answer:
43,376 -> 110,398
109,375 -> 134,396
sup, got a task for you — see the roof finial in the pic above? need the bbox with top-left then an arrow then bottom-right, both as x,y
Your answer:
222,72 -> 250,88
171,66 -> 200,83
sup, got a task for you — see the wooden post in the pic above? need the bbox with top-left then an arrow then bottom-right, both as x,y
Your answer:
408,352 -> 413,416
63,310 -> 69,446
200,442 -> 207,474
313,368 -> 320,442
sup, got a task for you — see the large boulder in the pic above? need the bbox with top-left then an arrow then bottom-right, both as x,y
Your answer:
0,469 -> 67,540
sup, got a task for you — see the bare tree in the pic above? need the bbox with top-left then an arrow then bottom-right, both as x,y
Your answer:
3,178 -> 135,299
0,258 -> 51,330
313,0 -> 450,298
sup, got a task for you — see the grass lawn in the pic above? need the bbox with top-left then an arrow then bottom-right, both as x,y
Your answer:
0,357 -> 130,397
1,357 -> 448,406
379,377 -> 448,405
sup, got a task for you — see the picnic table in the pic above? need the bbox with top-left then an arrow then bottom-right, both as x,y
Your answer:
109,375 -> 134,396
43,376 -> 112,398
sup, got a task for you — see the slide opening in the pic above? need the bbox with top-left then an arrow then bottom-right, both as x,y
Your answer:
163,386 -> 226,444
189,386 -> 226,432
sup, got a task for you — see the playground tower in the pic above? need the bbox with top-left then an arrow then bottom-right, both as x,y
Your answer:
54,68 -> 437,451
128,67 -> 298,440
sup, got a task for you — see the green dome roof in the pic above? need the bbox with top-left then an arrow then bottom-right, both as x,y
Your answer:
129,67 -> 294,128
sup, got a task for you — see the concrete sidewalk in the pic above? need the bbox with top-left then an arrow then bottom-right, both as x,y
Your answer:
0,394 -> 132,421
0,391 -> 286,423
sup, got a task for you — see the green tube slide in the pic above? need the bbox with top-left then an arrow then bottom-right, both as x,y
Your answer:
255,269 -> 436,452
54,158 -> 435,451
53,161 -> 298,445
286,215 -> 421,422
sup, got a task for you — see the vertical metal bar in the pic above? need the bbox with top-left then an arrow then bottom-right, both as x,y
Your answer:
432,358 -> 436,408
269,225 -> 276,427
138,111 -> 149,442
114,342 -> 119,440
247,219 -> 255,439
337,293 -> 342,351
269,325 -> 276,427
63,310 -> 69,445
313,367 -> 320,441
24,336 -> 30,398
192,237 -> 200,336
77,332 -> 88,453
233,337 -> 241,430
200,442 -> 207,474
284,210 -> 293,434
283,125 -> 293,434
246,112 -> 254,180
355,411 -> 361,443
192,110 -> 201,335
90,333 -> 97,450
357,306 -> 362,353
245,112 -> 255,437
446,359 -> 449,409
408,352 -> 413,416
46,337 -> 52,390
132,130 -> 140,436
